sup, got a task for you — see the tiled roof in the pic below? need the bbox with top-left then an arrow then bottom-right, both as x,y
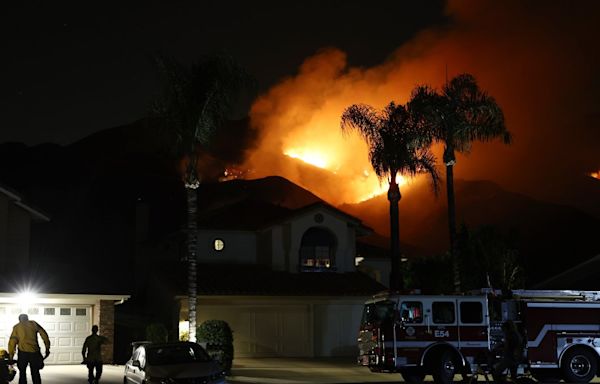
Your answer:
189,264 -> 386,296
197,199 -> 293,230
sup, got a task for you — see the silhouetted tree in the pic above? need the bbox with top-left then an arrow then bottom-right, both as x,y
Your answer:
457,225 -> 524,291
341,102 -> 439,290
152,54 -> 253,342
411,74 -> 511,292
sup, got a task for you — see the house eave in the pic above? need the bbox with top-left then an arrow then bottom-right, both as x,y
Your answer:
0,186 -> 50,222
0,293 -> 131,305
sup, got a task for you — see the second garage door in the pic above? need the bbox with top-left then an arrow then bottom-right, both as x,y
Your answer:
199,304 -> 312,357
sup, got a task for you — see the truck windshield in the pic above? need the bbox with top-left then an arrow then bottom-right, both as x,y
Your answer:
362,300 -> 395,325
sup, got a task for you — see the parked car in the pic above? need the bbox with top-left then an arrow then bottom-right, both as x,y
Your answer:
124,341 -> 227,384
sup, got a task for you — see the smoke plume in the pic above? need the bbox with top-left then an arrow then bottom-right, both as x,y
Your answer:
243,0 -> 600,206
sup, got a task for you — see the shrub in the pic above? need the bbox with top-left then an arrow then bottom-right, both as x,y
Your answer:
145,323 -> 168,343
197,320 -> 233,373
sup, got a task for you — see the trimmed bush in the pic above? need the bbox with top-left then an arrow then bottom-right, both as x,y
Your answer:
146,323 -> 168,343
197,320 -> 233,373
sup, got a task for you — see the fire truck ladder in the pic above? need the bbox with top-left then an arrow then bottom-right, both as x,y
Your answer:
511,290 -> 600,302
478,288 -> 600,302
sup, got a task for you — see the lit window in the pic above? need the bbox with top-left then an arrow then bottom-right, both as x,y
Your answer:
213,239 -> 224,251
299,227 -> 336,272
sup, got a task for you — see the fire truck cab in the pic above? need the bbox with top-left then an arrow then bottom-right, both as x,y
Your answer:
358,289 -> 600,383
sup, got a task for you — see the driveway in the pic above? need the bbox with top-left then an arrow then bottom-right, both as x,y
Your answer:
19,360 -> 401,384
17,364 -> 124,384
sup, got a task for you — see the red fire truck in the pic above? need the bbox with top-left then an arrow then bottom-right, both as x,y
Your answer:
358,289 -> 600,383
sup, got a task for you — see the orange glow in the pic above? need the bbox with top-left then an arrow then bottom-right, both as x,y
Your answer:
283,142 -> 407,202
284,148 -> 330,169
590,171 -> 600,180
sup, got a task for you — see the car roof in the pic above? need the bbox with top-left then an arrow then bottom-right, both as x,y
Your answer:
138,341 -> 198,349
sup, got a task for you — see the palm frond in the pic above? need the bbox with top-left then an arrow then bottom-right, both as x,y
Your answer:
340,104 -> 380,146
341,101 -> 438,185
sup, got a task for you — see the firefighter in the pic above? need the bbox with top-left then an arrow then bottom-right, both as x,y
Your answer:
81,325 -> 109,384
8,314 -> 51,384
492,320 -> 525,382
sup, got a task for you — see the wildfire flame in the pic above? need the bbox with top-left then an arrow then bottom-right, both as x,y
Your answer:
283,147 -> 407,202
284,148 -> 331,170
590,170 -> 600,180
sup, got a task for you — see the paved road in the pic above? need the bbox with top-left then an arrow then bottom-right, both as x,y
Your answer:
15,362 -> 402,384
21,361 -> 600,383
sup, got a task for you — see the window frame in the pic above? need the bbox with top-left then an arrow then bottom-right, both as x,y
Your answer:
459,301 -> 484,325
399,301 -> 424,324
432,301 -> 456,324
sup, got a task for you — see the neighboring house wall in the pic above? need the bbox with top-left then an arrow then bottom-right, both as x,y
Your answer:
197,230 -> 257,264
0,294 -> 127,365
182,296 -> 368,358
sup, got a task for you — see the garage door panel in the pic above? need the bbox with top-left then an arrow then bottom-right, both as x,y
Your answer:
281,311 -> 309,356
44,323 -> 56,332
59,323 -> 72,332
55,352 -> 74,363
57,337 -> 73,347
0,304 -> 91,365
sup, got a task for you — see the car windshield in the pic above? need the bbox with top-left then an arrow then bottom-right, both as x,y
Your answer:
361,300 -> 395,325
146,344 -> 211,366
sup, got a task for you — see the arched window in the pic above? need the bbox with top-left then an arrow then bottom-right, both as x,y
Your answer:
299,227 -> 337,271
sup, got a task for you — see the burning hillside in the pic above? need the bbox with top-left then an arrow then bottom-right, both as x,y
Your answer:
240,1 -> 600,208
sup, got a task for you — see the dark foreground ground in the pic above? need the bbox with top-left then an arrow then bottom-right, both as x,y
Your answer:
21,358 -> 600,383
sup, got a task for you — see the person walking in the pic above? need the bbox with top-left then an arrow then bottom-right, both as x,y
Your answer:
8,314 -> 50,384
82,325 -> 109,384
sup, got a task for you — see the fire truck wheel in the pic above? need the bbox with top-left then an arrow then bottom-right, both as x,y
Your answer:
561,347 -> 598,383
401,370 -> 425,383
432,350 -> 458,384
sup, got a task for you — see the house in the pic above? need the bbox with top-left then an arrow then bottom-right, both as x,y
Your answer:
172,177 -> 386,358
0,184 -> 129,364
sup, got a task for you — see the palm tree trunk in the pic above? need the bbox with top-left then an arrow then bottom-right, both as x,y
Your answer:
388,180 -> 402,291
186,186 -> 198,342
444,146 -> 460,293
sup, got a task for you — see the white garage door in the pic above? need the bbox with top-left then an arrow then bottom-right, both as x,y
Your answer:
0,304 -> 92,365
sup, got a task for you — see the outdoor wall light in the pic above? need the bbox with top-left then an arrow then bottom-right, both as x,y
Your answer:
17,290 -> 38,310
179,320 -> 190,341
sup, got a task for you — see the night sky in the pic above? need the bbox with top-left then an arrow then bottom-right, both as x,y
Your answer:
2,0 -> 599,210
2,0 -> 446,145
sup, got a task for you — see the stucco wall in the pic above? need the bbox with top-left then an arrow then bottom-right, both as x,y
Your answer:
284,209 -> 357,273
197,230 -> 257,264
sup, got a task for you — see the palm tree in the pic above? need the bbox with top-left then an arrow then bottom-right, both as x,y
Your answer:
410,74 -> 510,293
152,54 -> 252,342
341,102 -> 439,290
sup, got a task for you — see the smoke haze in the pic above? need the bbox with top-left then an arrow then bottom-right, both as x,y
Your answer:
243,0 -> 600,206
